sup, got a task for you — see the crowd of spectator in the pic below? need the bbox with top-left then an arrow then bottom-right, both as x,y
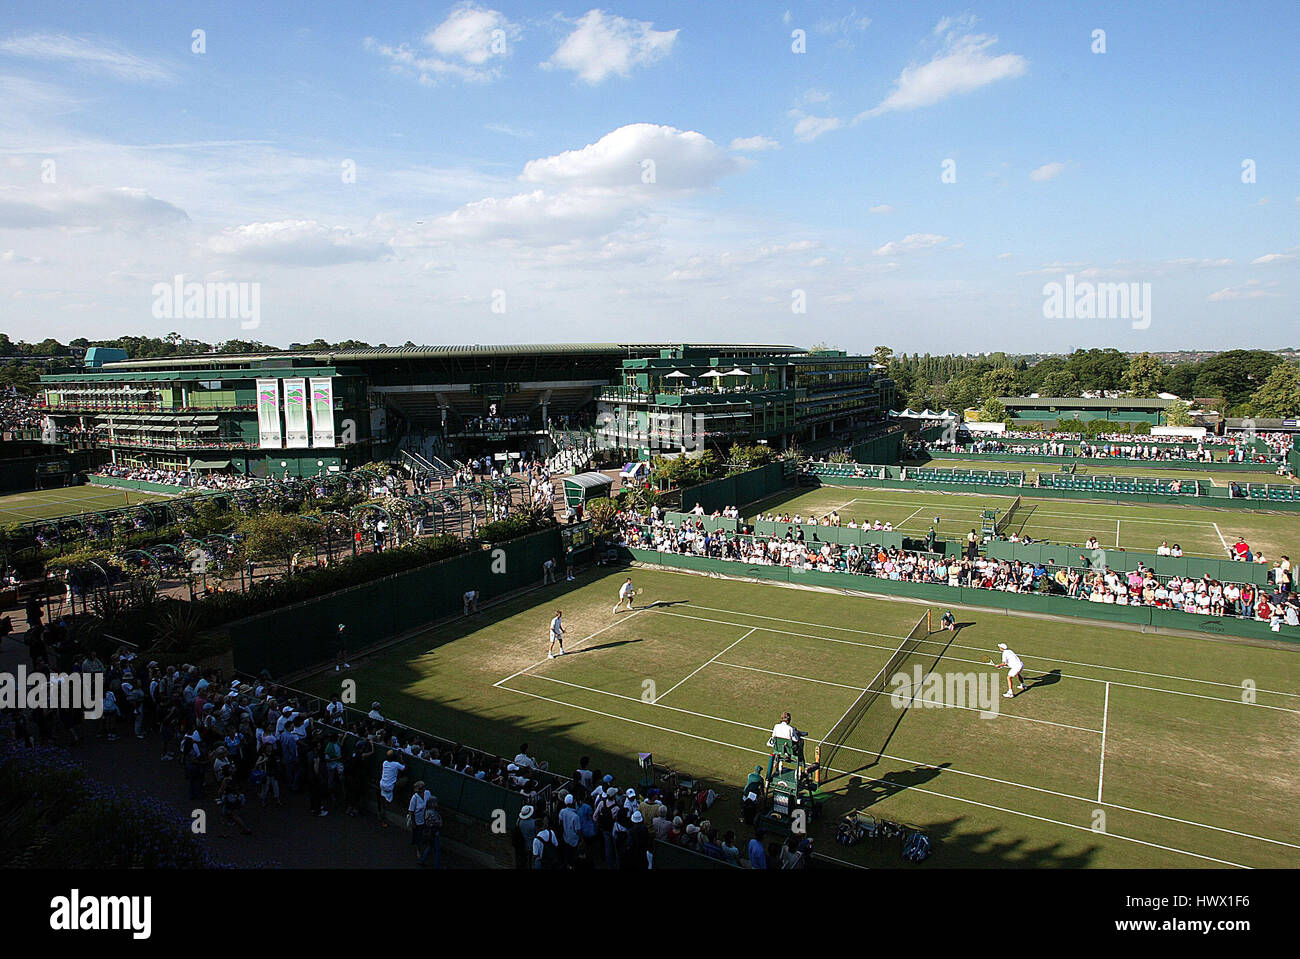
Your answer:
91,464 -> 268,490
920,437 -> 1279,464
611,510 -> 1299,630
0,390 -> 45,433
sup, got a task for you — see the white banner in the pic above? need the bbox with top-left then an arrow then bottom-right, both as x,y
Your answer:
256,378 -> 282,449
283,378 -> 309,448
309,377 -> 335,448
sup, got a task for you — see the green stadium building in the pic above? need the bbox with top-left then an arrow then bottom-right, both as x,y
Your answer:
36,344 -> 894,477
997,396 -> 1179,426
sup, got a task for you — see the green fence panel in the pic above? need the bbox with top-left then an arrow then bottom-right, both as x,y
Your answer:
229,529 -> 564,676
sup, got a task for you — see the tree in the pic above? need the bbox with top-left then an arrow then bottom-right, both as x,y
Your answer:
872,346 -> 894,367
1039,371 -> 1081,397
1161,363 -> 1197,398
980,397 -> 1007,422
1066,348 -> 1127,392
1122,352 -> 1165,397
1165,401 -> 1194,428
1192,350 -> 1283,411
1246,362 -> 1300,418
233,513 -> 320,576
979,367 -> 1020,402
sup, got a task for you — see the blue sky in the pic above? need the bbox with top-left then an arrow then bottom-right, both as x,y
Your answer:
0,0 -> 1296,353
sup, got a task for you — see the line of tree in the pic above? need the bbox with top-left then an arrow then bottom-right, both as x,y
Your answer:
0,333 -> 417,394
876,347 -> 1299,418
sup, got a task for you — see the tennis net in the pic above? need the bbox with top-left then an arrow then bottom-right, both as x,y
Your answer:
819,610 -> 930,775
995,494 -> 1024,535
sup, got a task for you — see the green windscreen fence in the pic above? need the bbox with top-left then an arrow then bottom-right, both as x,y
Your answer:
226,528 -> 564,676
850,431 -> 903,466
678,462 -> 787,514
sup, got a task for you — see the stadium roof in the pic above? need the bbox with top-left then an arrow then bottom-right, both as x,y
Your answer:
998,396 -> 1177,409
95,343 -> 804,371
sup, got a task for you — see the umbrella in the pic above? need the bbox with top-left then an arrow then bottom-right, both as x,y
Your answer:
723,368 -> 751,376
663,370 -> 689,378
700,370 -> 725,378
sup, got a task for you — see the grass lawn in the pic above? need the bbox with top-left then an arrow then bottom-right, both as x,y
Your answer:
0,484 -> 167,526
302,565 -> 1300,868
747,483 -> 1300,562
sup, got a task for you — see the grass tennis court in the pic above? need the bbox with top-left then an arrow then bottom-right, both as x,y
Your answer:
906,457 -> 1294,489
749,483 -> 1300,562
302,566 -> 1300,868
0,485 -> 167,526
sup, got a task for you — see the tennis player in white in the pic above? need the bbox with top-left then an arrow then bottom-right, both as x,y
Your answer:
613,578 -> 635,614
547,610 -> 566,658
996,642 -> 1026,697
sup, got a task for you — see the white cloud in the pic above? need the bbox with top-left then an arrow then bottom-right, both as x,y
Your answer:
425,4 -> 519,65
0,186 -> 189,230
730,135 -> 780,152
1208,282 -> 1272,302
364,7 -> 519,87
521,123 -> 736,192
873,233 -> 949,256
1029,162 -> 1065,182
203,220 -> 390,267
417,189 -> 638,243
0,34 -> 173,82
790,111 -> 841,142
815,9 -> 872,45
543,9 -> 678,84
868,204 -> 894,215
0,249 -> 42,264
1252,252 -> 1297,265
859,27 -> 1027,118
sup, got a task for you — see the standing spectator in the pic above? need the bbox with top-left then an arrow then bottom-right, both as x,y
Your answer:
378,750 -> 406,826
409,780 -> 434,865
512,805 -> 538,869
532,815 -> 561,869
558,793 -> 582,867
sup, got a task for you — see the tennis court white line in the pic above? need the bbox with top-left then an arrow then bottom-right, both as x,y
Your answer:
504,666 -> 1300,851
647,607 -> 1300,714
655,627 -> 757,703
493,608 -> 645,686
713,660 -> 1104,734
1098,682 -> 1110,803
1116,518 -> 1121,548
783,491 -> 1238,529
493,681 -> 1252,867
667,600 -> 1300,700
1213,522 -> 1229,553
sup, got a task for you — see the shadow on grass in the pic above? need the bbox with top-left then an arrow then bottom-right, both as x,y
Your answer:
300,567 -> 1108,869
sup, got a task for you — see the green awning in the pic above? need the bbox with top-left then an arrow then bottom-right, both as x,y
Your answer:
189,459 -> 232,470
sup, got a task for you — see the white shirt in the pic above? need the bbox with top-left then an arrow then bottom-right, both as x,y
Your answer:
380,760 -> 405,789
620,581 -> 633,598
770,720 -> 799,742
550,616 -> 564,638
1000,648 -> 1024,673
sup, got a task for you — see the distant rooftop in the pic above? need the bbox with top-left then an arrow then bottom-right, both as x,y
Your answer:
998,396 -> 1178,409
96,342 -> 806,370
